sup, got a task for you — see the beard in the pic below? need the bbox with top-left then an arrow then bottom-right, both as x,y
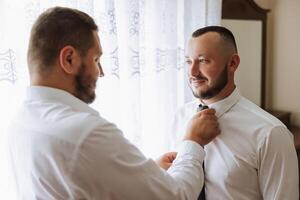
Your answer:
190,65 -> 228,100
75,62 -> 97,104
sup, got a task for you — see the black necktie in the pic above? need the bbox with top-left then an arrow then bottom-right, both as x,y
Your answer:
197,104 -> 209,112
197,104 -> 208,200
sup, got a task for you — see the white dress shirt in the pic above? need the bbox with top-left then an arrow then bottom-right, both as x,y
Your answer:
9,86 -> 205,200
169,88 -> 299,200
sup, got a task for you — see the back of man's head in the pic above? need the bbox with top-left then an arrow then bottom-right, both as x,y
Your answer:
192,26 -> 238,55
27,6 -> 98,75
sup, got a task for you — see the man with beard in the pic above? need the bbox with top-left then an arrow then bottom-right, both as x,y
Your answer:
168,26 -> 298,200
8,7 -> 221,200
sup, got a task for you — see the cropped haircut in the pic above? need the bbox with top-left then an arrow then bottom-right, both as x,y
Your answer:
27,7 -> 98,72
192,26 -> 238,53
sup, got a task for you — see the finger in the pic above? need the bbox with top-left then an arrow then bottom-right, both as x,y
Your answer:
201,115 -> 218,121
195,108 -> 216,117
212,121 -> 220,128
214,124 -> 221,133
205,121 -> 220,130
168,151 -> 177,155
194,108 -> 216,117
171,152 -> 177,159
166,152 -> 177,161
201,108 -> 216,115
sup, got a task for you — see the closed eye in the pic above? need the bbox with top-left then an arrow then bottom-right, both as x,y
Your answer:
185,58 -> 192,65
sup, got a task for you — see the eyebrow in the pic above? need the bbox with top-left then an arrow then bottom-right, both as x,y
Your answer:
185,54 -> 206,58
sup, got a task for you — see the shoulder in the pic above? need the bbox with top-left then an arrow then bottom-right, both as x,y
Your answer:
235,97 -> 285,128
233,97 -> 292,144
32,101 -> 118,147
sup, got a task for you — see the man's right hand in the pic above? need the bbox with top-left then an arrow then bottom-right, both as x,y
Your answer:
184,108 -> 220,147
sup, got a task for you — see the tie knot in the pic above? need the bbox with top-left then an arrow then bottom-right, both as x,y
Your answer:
197,104 -> 209,112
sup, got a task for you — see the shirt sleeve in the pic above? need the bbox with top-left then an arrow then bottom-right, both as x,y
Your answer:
71,121 -> 205,200
258,126 -> 299,200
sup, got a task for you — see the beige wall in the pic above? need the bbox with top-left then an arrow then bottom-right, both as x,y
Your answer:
255,0 -> 300,126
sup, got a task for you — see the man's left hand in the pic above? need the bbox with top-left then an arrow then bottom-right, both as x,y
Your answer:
156,152 -> 177,170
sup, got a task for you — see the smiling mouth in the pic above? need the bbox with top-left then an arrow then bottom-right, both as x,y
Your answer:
191,79 -> 207,86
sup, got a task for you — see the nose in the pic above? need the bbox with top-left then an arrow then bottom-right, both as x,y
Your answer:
189,60 -> 200,77
98,63 -> 104,77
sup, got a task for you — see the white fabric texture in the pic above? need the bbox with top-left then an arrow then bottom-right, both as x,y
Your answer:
168,88 -> 299,200
9,86 -> 205,200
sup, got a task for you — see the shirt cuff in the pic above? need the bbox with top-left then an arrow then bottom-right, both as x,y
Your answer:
176,140 -> 205,163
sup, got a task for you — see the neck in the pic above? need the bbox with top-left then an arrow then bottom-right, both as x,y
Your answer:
30,71 -> 77,97
202,83 -> 236,105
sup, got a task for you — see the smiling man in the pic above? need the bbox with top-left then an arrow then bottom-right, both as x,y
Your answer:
169,26 -> 299,200
8,7 -> 221,200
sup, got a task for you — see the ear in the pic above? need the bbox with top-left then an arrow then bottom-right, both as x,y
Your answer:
58,45 -> 81,75
227,54 -> 240,73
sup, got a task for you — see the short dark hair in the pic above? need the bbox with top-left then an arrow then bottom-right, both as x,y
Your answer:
28,7 -> 98,73
192,26 -> 237,53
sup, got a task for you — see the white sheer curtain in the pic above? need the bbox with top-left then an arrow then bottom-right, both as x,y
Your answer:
94,0 -> 222,157
0,0 -> 221,199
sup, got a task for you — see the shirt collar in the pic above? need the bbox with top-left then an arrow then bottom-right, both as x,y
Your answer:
197,88 -> 241,118
26,86 -> 99,116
